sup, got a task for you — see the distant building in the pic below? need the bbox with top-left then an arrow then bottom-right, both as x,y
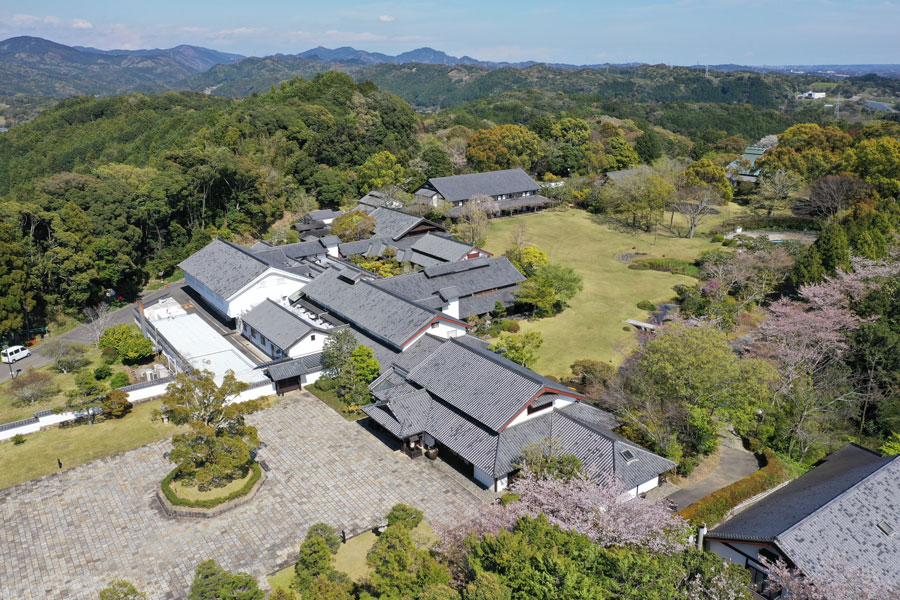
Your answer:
415,168 -> 554,216
705,444 -> 900,594
726,145 -> 769,183
798,91 -> 827,100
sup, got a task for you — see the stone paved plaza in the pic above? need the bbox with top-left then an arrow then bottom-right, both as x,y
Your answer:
0,392 -> 484,599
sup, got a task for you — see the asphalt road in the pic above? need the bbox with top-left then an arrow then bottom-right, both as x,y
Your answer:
0,284 -> 182,386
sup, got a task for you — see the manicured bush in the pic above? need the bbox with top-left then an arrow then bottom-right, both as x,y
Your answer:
499,493 -> 520,506
11,434 -> 26,445
636,300 -> 656,311
93,365 -> 112,380
678,450 -> 789,526
314,376 -> 338,392
500,319 -> 520,333
160,462 -> 262,509
385,503 -> 424,530
711,234 -> 725,243
721,238 -> 737,247
306,522 -> 341,554
719,215 -> 821,232
109,372 -> 130,389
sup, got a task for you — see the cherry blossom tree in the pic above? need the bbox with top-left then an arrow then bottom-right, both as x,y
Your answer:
759,555 -> 896,600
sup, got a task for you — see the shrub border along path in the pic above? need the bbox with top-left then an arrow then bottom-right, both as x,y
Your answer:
157,462 -> 264,518
677,449 -> 790,527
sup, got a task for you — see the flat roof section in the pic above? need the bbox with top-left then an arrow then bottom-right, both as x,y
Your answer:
151,313 -> 268,385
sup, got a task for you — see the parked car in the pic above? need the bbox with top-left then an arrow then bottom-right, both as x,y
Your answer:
1,345 -> 31,363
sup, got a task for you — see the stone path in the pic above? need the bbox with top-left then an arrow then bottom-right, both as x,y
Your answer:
0,392 -> 484,600
668,434 -> 760,511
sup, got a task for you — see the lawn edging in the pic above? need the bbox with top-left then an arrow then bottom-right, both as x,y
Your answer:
677,449 -> 790,527
157,462 -> 264,518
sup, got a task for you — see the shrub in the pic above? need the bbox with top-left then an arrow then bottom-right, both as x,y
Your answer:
8,369 -> 56,405
101,346 -> 119,365
11,434 -> 26,445
306,522 -> 341,554
94,365 -> 112,380
99,324 -> 154,364
711,234 -> 725,243
160,462 -> 262,509
314,376 -> 338,392
721,238 -> 737,247
678,450 -> 788,526
386,503 -> 424,530
499,493 -> 520,506
636,299 -> 656,311
500,319 -> 520,333
719,215 -> 821,232
109,372 -> 131,389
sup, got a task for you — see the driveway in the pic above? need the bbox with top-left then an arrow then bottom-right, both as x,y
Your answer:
0,392 -> 484,599
668,436 -> 760,511
0,284 -> 183,386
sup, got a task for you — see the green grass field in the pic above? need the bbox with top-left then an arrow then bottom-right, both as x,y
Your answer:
484,206 -> 743,377
268,522 -> 438,594
0,400 -> 181,490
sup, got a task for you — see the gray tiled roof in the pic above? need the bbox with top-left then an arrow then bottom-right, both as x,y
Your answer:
604,167 -> 644,184
424,169 -> 540,203
709,444 -> 900,584
372,257 -> 524,318
264,352 -> 324,380
409,233 -> 474,262
370,207 -> 431,240
301,268 -> 464,350
241,299 -> 322,351
309,209 -> 341,220
405,337 -> 576,432
179,239 -> 269,299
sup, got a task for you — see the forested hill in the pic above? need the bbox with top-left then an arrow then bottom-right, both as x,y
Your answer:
182,61 -> 817,110
0,73 -> 417,330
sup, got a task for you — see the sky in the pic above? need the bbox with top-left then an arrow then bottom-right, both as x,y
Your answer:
2,0 -> 899,65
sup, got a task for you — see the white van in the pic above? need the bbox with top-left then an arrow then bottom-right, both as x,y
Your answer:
1,345 -> 31,363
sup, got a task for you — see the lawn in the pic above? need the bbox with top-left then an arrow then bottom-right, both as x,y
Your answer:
267,522 -> 438,594
0,344 -> 132,423
306,379 -> 366,422
484,205 -> 745,377
0,399 -> 181,490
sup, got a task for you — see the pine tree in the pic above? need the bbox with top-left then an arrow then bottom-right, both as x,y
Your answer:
816,223 -> 850,274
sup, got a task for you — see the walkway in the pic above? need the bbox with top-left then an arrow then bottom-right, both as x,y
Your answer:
668,435 -> 760,511
0,392 -> 484,600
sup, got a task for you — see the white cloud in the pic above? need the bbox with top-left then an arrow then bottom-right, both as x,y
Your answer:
10,14 -> 43,26
71,18 -> 93,30
379,15 -> 395,22
215,27 -> 266,36
324,29 -> 385,42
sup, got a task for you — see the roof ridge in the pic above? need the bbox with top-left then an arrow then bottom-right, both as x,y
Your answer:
359,278 -> 467,326
264,298 -> 329,332
447,336 -> 565,390
777,452 -> 900,542
218,238 -> 270,267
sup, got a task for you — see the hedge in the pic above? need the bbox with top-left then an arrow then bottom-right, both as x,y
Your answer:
161,462 -> 262,509
717,216 -> 822,233
677,450 -> 790,527
628,258 -> 702,278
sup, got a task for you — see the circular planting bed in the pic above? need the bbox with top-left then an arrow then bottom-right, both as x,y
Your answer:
157,462 -> 265,518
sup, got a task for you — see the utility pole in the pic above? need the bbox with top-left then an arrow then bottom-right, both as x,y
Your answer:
835,93 -> 841,118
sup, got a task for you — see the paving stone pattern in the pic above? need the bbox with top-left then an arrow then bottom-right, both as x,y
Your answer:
0,392 -> 484,599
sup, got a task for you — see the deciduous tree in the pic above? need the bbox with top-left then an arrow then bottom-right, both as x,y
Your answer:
330,210 -> 375,242
188,559 -> 264,600
466,125 -> 542,172
681,159 -> 732,202
491,332 -> 543,368
752,169 -> 802,217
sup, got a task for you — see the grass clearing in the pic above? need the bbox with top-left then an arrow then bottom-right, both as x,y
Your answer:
0,400 -> 181,490
484,205 -> 744,377
307,380 -> 366,422
267,522 -> 438,594
0,344 -> 133,423
169,467 -> 254,501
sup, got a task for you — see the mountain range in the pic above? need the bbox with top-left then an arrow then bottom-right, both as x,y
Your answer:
0,36 -> 898,113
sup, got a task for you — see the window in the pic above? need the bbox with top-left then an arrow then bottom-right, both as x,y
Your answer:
619,449 -> 638,464
310,334 -> 316,341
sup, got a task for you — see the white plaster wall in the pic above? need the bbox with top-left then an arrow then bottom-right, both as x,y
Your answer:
232,383 -> 276,403
404,320 -> 467,348
473,465 -> 496,490
288,332 -> 327,358
495,475 -> 508,492
185,272 -> 229,318
706,541 -> 750,567
229,270 -> 308,318
506,396 -> 577,428
302,370 -> 323,386
125,382 -> 173,403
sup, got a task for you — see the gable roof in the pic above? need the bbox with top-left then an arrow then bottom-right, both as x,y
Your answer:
371,257 -> 524,318
370,207 -> 437,240
424,169 -> 540,203
404,337 -> 580,432
409,233 -> 477,262
709,444 -> 900,583
299,267 -> 468,350
179,239 -> 269,299
241,299 -> 325,351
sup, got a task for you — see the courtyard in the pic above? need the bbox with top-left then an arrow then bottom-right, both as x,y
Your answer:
0,392 -> 484,600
